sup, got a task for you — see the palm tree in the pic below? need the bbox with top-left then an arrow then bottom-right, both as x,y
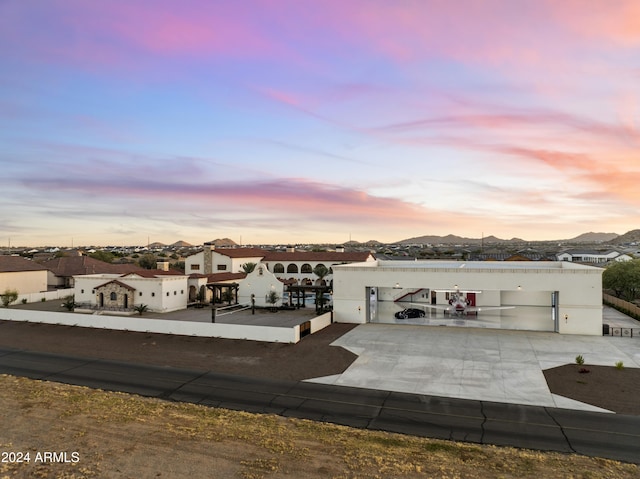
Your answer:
134,304 -> 149,315
312,265 -> 330,312
241,262 -> 257,274
62,295 -> 76,311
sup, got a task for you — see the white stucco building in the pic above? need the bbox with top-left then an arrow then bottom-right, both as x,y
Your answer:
185,243 -> 375,289
237,265 -> 285,308
556,250 -> 632,264
332,260 -> 604,335
74,271 -> 189,313
185,244 -> 265,275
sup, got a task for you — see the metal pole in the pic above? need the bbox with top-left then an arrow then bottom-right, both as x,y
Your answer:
211,307 -> 216,323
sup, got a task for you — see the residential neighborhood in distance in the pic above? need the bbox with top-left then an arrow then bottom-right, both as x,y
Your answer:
1,229 -> 638,313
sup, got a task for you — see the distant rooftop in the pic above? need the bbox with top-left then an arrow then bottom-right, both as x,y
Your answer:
336,260 -> 601,271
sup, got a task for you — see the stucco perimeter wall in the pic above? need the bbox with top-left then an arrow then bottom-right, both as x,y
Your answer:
16,288 -> 74,304
332,261 -> 603,335
0,308 -> 299,343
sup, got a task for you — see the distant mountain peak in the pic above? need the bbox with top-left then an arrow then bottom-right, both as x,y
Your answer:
207,238 -> 238,247
395,234 -> 515,245
567,232 -> 619,243
171,240 -> 192,247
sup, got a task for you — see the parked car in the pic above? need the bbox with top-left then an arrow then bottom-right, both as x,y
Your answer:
394,308 -> 426,319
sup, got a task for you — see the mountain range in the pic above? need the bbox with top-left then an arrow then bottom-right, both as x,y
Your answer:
393,231 -> 636,245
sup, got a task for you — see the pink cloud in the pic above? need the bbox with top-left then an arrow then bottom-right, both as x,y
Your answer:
20,166 -> 499,233
373,107 -> 640,146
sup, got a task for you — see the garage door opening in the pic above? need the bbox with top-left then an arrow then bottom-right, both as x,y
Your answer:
367,286 -> 557,332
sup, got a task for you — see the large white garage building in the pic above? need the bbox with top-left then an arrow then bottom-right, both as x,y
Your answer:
332,261 -> 603,335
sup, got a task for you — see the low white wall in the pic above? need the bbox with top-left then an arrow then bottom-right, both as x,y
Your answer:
0,308 -> 298,344
16,288 -> 75,304
310,311 -> 332,333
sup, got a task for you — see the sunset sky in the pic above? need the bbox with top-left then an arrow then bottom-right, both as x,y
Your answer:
2,1 -> 639,247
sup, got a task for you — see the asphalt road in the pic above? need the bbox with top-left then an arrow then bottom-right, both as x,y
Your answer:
1,346 -> 638,464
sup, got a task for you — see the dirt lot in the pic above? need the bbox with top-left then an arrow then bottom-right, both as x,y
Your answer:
1,375 -> 638,479
0,320 -> 358,381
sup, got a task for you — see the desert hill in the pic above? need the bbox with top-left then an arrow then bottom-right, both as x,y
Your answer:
566,232 -> 619,243
171,240 -> 193,247
395,234 -> 524,245
207,238 -> 238,247
611,229 -> 640,245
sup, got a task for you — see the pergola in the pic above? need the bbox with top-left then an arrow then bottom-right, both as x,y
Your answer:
206,282 -> 239,306
285,284 -> 332,312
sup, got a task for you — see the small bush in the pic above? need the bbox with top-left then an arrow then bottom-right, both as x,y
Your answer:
1,289 -> 19,308
41,297 -> 46,302
21,298 -> 27,304
575,355 -> 585,365
579,368 -> 590,374
615,361 -> 624,370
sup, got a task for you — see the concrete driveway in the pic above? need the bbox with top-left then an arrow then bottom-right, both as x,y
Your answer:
309,307 -> 640,413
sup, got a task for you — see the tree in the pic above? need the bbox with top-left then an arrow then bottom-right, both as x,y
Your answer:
134,304 -> 149,315
174,261 -> 185,272
61,295 -> 76,311
89,250 -> 115,263
313,264 -> 330,283
138,254 -> 157,270
266,290 -> 280,311
603,259 -> 640,301
1,289 -> 18,308
241,262 -> 257,274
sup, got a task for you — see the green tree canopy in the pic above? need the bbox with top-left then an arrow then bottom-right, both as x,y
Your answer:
89,250 -> 115,263
313,264 -> 330,281
603,259 -> 640,301
1,289 -> 18,308
138,253 -> 157,270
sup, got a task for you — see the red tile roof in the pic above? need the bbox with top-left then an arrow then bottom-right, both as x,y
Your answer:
212,248 -> 268,258
205,272 -> 247,283
39,256 -> 142,276
120,269 -> 185,278
0,256 -> 47,273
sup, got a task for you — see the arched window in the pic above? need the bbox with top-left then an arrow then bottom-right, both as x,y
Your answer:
301,263 -> 312,273
110,292 -> 117,301
287,264 -> 298,274
274,263 -> 285,274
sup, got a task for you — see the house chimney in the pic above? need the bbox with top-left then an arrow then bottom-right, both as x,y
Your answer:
157,260 -> 170,272
336,245 -> 345,253
203,242 -> 215,274
286,245 -> 295,253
